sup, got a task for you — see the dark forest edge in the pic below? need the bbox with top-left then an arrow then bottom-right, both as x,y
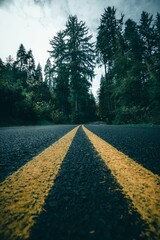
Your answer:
0,6 -> 160,126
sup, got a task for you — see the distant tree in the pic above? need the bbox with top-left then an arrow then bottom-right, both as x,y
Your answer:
4,55 -> 15,85
35,63 -> 43,82
44,58 -> 54,90
87,92 -> 97,121
0,58 -> 5,75
16,44 -> 27,71
26,49 -> 36,79
98,75 -> 107,121
14,44 -> 28,88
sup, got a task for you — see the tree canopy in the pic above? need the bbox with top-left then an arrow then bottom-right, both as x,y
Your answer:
97,7 -> 160,124
0,8 -> 159,125
47,15 -> 96,123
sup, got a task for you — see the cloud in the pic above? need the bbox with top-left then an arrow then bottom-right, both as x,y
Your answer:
0,0 -> 159,23
0,0 -> 14,8
0,0 -> 10,6
121,0 -> 160,20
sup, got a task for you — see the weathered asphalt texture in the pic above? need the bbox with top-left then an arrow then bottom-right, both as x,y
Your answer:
0,124 -> 159,240
85,124 -> 160,175
30,127 -> 146,240
0,125 -> 77,182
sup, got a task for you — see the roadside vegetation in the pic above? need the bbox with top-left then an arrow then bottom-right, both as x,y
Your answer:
0,7 -> 159,125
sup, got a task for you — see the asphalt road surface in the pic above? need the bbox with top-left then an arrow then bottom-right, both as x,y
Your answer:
86,124 -> 160,175
0,124 -> 160,240
0,125 -> 77,182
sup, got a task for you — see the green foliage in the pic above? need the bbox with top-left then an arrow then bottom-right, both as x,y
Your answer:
2,8 -> 159,125
0,45 -> 54,125
97,8 -> 160,124
1,38 -> 93,126
48,15 -> 96,122
50,110 -> 68,124
114,106 -> 149,124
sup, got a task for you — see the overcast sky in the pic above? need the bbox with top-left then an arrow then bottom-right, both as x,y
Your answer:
0,0 -> 160,95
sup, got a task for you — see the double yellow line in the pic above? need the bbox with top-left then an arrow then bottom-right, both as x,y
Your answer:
0,125 -> 159,240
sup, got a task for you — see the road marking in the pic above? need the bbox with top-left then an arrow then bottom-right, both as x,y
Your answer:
83,126 -> 160,239
0,126 -> 79,240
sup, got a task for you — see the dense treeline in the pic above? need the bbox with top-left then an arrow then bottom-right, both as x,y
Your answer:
0,7 -> 160,125
0,44 -> 53,125
0,15 -> 96,125
97,7 -> 160,124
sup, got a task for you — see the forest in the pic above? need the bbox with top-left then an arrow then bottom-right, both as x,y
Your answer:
0,7 -> 160,125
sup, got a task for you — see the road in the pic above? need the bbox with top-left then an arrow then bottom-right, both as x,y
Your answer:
0,124 -> 160,240
0,125 -> 77,182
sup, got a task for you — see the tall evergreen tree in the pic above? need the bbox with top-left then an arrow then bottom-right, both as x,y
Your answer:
96,7 -> 124,122
96,6 -> 123,75
49,31 -> 70,116
138,12 -> 158,120
65,15 -> 95,115
48,15 -> 95,122
123,19 -> 144,107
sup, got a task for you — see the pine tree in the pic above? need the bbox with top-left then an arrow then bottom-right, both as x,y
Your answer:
65,15 -> 95,119
5,55 -> 15,85
96,7 -> 124,122
98,75 -> 107,121
96,6 -> 123,75
48,16 -> 95,122
138,11 -> 158,121
15,44 -> 28,88
139,11 -> 155,59
35,63 -> 43,82
16,44 -> 27,71
123,19 -> 144,107
26,49 -> 36,79
44,58 -> 54,90
49,31 -> 70,116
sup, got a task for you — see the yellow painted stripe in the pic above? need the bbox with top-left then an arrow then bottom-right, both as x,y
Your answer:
0,126 -> 79,240
83,126 -> 160,239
